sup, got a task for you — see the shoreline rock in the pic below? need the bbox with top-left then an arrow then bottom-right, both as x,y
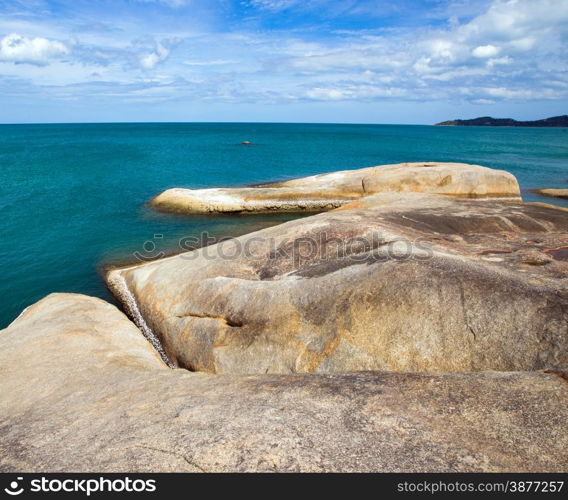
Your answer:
150,162 -> 521,214
3,163 -> 567,473
533,188 -> 568,200
1,293 -> 566,472
108,193 -> 568,374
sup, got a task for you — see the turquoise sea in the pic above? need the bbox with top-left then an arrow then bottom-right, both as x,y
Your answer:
1,122 -> 567,328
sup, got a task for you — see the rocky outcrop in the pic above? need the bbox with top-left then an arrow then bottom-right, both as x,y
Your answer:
150,162 -> 521,214
108,194 -> 568,375
1,293 -> 567,472
534,188 -> 568,200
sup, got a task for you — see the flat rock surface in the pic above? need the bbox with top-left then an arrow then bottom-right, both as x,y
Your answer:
109,194 -> 568,374
534,188 -> 568,200
1,293 -> 567,472
151,162 -> 520,213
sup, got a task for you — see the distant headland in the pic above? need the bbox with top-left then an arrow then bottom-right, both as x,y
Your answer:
435,115 -> 568,127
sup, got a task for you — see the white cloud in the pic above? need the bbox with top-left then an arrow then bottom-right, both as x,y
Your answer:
508,37 -> 536,51
135,0 -> 191,7
428,39 -> 458,61
469,0 -> 568,34
487,56 -> 512,67
306,84 -> 406,101
485,87 -> 536,98
139,42 -> 170,69
306,87 -> 345,100
183,59 -> 236,66
0,33 -> 68,65
472,44 -> 500,58
247,0 -> 301,11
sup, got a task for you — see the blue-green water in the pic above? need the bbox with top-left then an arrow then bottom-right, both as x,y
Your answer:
1,123 -> 567,328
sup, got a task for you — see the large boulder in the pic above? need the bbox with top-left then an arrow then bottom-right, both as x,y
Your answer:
150,162 -> 520,214
108,194 -> 568,374
0,293 -> 566,472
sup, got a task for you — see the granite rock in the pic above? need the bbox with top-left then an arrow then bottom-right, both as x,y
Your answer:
108,194 -> 568,374
150,162 -> 521,214
1,293 -> 566,472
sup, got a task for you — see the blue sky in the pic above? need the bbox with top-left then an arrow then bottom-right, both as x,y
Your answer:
0,0 -> 567,123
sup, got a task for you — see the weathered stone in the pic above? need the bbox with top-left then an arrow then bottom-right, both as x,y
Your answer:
534,188 -> 568,200
150,162 -> 521,214
1,293 -> 566,472
108,194 -> 568,374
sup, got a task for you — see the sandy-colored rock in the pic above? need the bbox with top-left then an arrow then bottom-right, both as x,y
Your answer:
1,293 -> 567,472
151,162 -> 521,213
534,188 -> 568,200
108,194 -> 568,375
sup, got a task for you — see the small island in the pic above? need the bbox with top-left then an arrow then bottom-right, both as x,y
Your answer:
436,115 -> 568,127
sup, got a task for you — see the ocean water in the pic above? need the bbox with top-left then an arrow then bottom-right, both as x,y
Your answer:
1,122 -> 567,328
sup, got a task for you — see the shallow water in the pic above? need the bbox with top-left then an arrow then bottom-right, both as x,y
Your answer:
1,122 -> 567,327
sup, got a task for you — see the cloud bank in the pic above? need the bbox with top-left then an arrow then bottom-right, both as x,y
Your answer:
0,0 -> 566,122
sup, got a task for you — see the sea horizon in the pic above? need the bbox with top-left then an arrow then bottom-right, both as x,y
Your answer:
2,118 -> 567,126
